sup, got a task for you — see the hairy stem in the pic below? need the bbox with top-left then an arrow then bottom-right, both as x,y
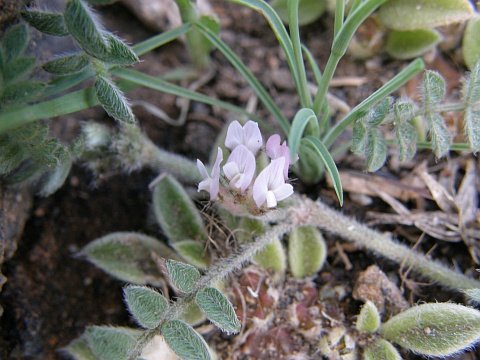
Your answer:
297,198 -> 480,290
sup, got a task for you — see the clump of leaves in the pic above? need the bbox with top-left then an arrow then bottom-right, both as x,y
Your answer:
352,64 -> 480,171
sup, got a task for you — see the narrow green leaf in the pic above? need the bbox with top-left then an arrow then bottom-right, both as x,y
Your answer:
302,136 -> 343,205
165,259 -> 200,293
4,56 -> 36,85
464,108 -> 480,153
426,113 -> 451,158
94,75 -> 135,123
288,226 -> 327,278
197,15 -> 221,58
253,236 -> 286,273
462,16 -> 480,70
363,339 -> 402,360
124,285 -> 168,329
171,240 -> 210,270
365,128 -> 387,172
380,303 -> 480,357
386,29 -> 443,60
368,97 -> 393,126
422,70 -> 446,107
80,232 -> 181,286
61,335 -> 98,360
2,23 -> 28,63
272,0 -> 326,26
85,326 -> 139,360
152,174 -> 206,243
161,320 -> 211,360
461,61 -> 480,105
288,108 -> 317,161
196,287 -> 241,334
351,118 -> 368,156
356,301 -> 380,333
1,81 -> 46,108
42,53 -> 90,75
395,120 -> 418,162
21,10 -> 69,36
194,20 -> 289,134
64,0 -> 109,58
378,0 -> 474,31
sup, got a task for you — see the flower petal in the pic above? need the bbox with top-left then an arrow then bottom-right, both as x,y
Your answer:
272,183 -> 293,202
243,120 -> 262,154
224,120 -> 244,150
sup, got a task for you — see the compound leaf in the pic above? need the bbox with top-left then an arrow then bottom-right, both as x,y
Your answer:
161,320 -> 211,360
165,259 -> 200,293
21,10 -> 69,36
42,53 -> 90,75
94,75 -> 135,123
123,285 -> 168,329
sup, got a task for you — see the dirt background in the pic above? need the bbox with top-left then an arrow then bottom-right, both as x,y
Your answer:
0,0 -> 479,359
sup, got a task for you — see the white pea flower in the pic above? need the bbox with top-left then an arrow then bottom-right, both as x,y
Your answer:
253,157 -> 294,208
223,145 -> 256,192
225,120 -> 262,154
265,134 -> 295,180
197,147 -> 223,200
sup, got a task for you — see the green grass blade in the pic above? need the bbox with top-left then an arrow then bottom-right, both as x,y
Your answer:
288,108 -> 317,160
303,135 -> 343,205
322,58 -> 425,148
112,68 -> 262,122
132,23 -> 192,57
194,20 -> 289,133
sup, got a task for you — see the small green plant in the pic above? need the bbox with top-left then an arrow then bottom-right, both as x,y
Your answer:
1,0 -> 480,359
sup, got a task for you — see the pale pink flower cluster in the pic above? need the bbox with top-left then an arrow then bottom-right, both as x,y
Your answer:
197,120 -> 295,211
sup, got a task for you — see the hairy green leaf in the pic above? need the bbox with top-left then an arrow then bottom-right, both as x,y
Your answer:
421,70 -> 446,107
366,128 -> 386,172
196,287 -> 241,334
165,259 -> 200,293
288,226 -> 327,278
96,34 -> 139,65
85,326 -> 140,360
161,320 -> 211,360
426,113 -> 451,158
394,98 -> 416,121
386,29 -> 443,60
356,301 -> 380,333
124,285 -> 168,329
378,0 -> 474,31
368,97 -> 393,126
171,240 -> 210,270
1,81 -> 45,108
38,156 -> 73,196
352,118 -> 368,156
4,56 -> 36,85
363,339 -> 402,360
463,16 -> 480,70
380,303 -> 480,357
461,62 -> 480,105
464,289 -> 480,304
254,236 -> 286,273
80,232 -> 181,286
64,0 -> 109,58
464,108 -> 480,153
395,120 -> 418,162
42,53 -> 90,75
2,23 -> 28,63
152,174 -> 206,243
94,75 -> 135,123
61,335 -> 98,360
272,0 -> 326,26
21,10 -> 69,36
